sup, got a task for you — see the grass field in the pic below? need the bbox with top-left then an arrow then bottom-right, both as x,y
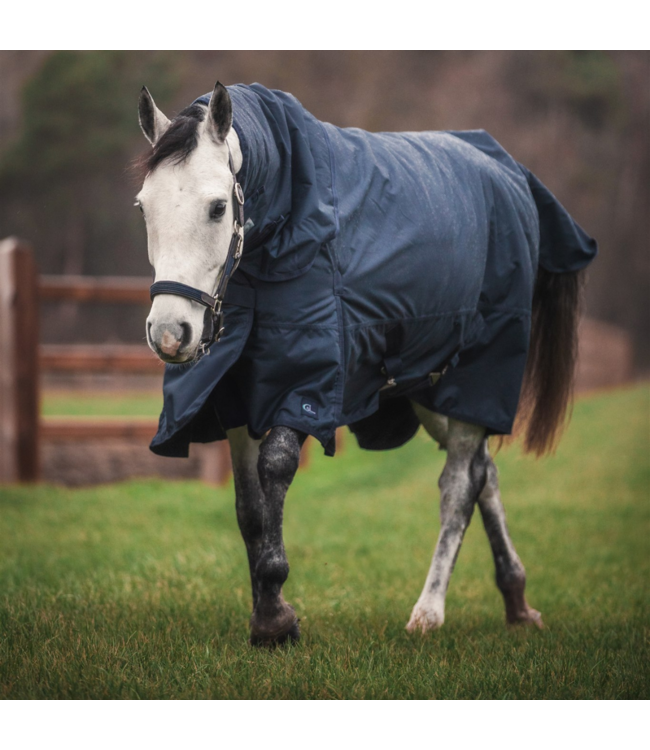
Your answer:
1,385 -> 648,699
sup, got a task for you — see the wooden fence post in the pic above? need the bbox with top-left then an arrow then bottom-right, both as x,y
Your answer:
0,240 -> 13,481
0,238 -> 40,482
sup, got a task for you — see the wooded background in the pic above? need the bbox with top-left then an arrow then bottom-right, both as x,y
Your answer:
0,51 -> 647,366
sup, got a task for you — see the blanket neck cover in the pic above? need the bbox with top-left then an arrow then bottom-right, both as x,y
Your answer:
150,83 -> 597,458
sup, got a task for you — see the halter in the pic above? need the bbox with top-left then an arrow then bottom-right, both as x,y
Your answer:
149,144 -> 245,356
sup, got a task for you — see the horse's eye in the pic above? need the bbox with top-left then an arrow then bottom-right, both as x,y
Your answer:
210,201 -> 227,221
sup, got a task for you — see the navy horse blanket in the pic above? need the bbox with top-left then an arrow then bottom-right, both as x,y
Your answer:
150,83 -> 597,458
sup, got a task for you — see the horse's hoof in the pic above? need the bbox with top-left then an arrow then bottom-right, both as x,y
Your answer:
405,603 -> 444,633
250,618 -> 300,648
507,608 -> 544,629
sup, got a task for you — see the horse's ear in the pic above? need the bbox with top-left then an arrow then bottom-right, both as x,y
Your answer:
207,81 -> 232,143
138,86 -> 171,146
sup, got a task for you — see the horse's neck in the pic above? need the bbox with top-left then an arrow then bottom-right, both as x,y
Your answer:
226,128 -> 243,175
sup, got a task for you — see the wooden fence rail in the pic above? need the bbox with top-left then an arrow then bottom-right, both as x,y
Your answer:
40,275 -> 151,304
41,344 -> 162,373
40,418 -> 160,441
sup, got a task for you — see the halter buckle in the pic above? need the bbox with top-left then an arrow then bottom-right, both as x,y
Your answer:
233,225 -> 244,260
234,183 -> 245,205
212,298 -> 225,343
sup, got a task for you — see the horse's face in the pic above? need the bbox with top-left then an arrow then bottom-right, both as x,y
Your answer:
136,83 -> 240,363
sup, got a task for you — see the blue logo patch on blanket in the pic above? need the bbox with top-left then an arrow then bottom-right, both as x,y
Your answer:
301,399 -> 319,419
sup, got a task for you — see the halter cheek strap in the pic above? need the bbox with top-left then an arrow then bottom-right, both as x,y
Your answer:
149,144 -> 245,356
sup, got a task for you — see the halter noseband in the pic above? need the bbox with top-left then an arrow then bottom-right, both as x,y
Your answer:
149,145 -> 245,356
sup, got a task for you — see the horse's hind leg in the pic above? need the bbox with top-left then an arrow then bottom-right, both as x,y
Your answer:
411,403 -> 543,629
478,456 -> 543,627
406,417 -> 487,633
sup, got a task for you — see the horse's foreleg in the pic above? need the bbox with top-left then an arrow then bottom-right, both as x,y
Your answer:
249,425 -> 305,646
478,455 -> 543,627
406,419 -> 487,633
228,426 -> 264,610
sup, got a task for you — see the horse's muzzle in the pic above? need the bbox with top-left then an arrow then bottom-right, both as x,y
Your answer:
147,319 -> 195,363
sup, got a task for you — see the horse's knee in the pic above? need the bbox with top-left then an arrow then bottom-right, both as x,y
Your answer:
258,427 -> 302,487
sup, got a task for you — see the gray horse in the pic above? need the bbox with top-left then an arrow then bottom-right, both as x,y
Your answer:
136,82 -> 596,645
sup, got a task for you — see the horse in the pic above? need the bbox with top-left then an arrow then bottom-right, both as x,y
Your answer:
135,81 -> 597,646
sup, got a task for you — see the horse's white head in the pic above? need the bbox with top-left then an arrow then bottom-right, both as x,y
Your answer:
136,82 -> 242,363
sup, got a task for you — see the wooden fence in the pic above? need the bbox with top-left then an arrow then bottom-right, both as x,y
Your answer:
0,237 -> 256,485
0,236 -> 633,485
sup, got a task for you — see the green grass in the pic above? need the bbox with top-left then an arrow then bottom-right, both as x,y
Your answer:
1,385 -> 648,699
42,391 -> 162,417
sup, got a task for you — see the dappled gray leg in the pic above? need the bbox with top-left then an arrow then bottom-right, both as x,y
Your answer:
478,455 -> 543,628
228,426 -> 264,611
407,419 -> 487,633
249,426 -> 306,646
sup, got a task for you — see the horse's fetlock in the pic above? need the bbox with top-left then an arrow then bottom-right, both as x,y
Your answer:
256,550 -> 289,586
496,566 -> 526,595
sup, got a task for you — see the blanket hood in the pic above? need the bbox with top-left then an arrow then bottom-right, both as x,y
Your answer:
194,84 -> 337,281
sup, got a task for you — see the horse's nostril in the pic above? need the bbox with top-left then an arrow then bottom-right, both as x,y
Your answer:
180,322 -> 192,347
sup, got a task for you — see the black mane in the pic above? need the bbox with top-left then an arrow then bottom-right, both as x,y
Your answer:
146,103 -> 206,173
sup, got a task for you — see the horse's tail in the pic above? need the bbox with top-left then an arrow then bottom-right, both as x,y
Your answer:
517,266 -> 585,456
